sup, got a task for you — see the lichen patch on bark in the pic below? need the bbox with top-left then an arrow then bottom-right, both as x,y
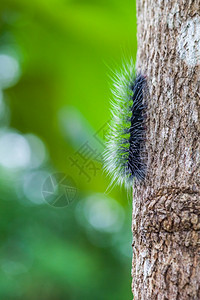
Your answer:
178,15 -> 200,67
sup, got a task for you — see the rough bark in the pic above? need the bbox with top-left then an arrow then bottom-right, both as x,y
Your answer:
132,1 -> 200,299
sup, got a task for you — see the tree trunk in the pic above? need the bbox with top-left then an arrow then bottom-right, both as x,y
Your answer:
132,1 -> 200,299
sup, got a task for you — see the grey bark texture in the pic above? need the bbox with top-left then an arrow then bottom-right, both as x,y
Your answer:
132,0 -> 200,299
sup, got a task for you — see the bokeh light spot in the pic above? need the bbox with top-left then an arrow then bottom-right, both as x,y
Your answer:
0,131 -> 31,169
0,54 -> 20,88
25,133 -> 47,169
23,170 -> 50,204
83,194 -> 125,233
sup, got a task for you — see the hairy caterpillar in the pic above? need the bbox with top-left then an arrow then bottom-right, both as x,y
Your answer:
103,60 -> 146,189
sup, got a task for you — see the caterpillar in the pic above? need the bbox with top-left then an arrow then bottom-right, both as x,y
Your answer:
103,60 -> 146,189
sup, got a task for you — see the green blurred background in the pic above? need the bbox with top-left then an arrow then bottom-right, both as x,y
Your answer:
0,0 -> 137,299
